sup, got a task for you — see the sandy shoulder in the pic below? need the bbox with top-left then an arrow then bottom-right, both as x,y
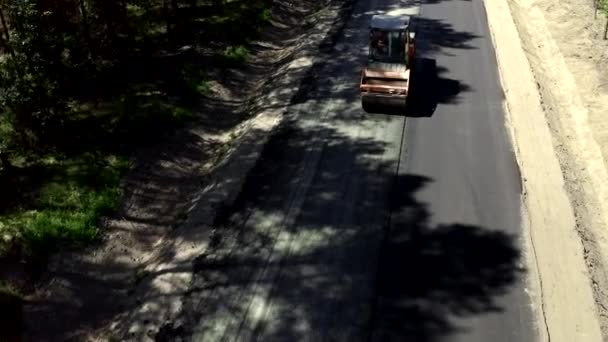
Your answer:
483,0 -> 604,340
508,0 -> 608,338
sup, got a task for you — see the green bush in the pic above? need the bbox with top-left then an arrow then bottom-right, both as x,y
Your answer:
221,45 -> 249,65
259,8 -> 272,24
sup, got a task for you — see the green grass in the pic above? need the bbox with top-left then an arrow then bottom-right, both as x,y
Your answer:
126,98 -> 195,124
1,75 -> 191,259
179,63 -> 212,98
196,81 -> 211,95
0,153 -> 130,257
221,45 -> 250,65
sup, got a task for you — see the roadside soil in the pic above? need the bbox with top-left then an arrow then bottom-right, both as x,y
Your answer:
486,0 -> 608,339
2,1 -> 356,341
509,0 -> 608,338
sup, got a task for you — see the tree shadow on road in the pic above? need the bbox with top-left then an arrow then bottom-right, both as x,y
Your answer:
369,175 -> 522,341
157,0 -> 516,339
161,117 -> 525,341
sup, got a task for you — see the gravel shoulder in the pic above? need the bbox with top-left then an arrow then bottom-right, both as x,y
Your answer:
485,0 -> 608,339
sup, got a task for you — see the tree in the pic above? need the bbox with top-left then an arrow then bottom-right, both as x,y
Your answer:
603,0 -> 608,39
0,0 -> 71,147
597,0 -> 608,39
0,3 -> 13,56
77,0 -> 94,58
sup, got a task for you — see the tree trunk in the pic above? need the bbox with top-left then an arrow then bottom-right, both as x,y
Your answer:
0,6 -> 10,41
0,150 -> 13,173
164,0 -> 171,41
0,6 -> 13,56
78,0 -> 95,58
604,17 -> 608,39
0,30 -> 8,53
171,0 -> 180,42
595,8 -> 598,19
595,0 -> 599,19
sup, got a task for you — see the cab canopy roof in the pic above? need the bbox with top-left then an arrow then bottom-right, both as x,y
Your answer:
370,14 -> 411,30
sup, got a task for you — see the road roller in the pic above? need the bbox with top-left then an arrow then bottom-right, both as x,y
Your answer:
360,14 -> 416,114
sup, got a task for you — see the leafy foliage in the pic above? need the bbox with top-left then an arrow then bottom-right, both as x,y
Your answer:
0,0 -> 273,257
222,45 -> 250,65
0,0 -> 69,147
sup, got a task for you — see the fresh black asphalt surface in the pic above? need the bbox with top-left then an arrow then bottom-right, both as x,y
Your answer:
185,0 -> 539,340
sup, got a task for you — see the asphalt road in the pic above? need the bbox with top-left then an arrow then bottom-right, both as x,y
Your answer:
186,0 -> 538,340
